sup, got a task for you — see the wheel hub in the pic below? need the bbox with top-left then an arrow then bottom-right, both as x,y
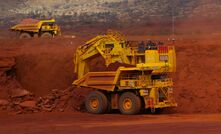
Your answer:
123,98 -> 132,110
90,98 -> 99,110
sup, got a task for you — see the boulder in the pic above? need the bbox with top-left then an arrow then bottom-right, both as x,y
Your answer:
0,99 -> 9,106
19,101 -> 36,108
10,88 -> 30,98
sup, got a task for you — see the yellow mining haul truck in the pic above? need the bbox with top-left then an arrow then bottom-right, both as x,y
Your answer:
73,31 -> 177,114
10,19 -> 60,39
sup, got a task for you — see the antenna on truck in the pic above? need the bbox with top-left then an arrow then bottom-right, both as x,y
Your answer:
171,0 -> 176,43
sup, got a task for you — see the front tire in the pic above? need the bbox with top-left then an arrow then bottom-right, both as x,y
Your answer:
85,91 -> 108,114
41,32 -> 53,38
119,92 -> 141,115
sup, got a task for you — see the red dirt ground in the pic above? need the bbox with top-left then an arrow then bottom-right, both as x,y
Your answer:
0,112 -> 221,134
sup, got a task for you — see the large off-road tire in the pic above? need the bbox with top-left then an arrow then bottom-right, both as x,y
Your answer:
19,33 -> 31,39
41,32 -> 53,38
119,92 -> 141,115
85,91 -> 108,114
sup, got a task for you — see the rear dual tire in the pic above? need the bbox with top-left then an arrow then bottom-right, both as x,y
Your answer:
85,91 -> 108,114
19,33 -> 31,39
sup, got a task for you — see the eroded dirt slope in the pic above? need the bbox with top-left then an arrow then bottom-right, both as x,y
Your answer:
174,36 -> 221,113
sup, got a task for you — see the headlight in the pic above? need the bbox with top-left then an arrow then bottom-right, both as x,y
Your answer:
168,88 -> 173,93
129,81 -> 135,87
140,90 -> 149,96
159,55 -> 168,61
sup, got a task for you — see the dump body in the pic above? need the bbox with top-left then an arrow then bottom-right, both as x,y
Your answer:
74,71 -> 116,91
